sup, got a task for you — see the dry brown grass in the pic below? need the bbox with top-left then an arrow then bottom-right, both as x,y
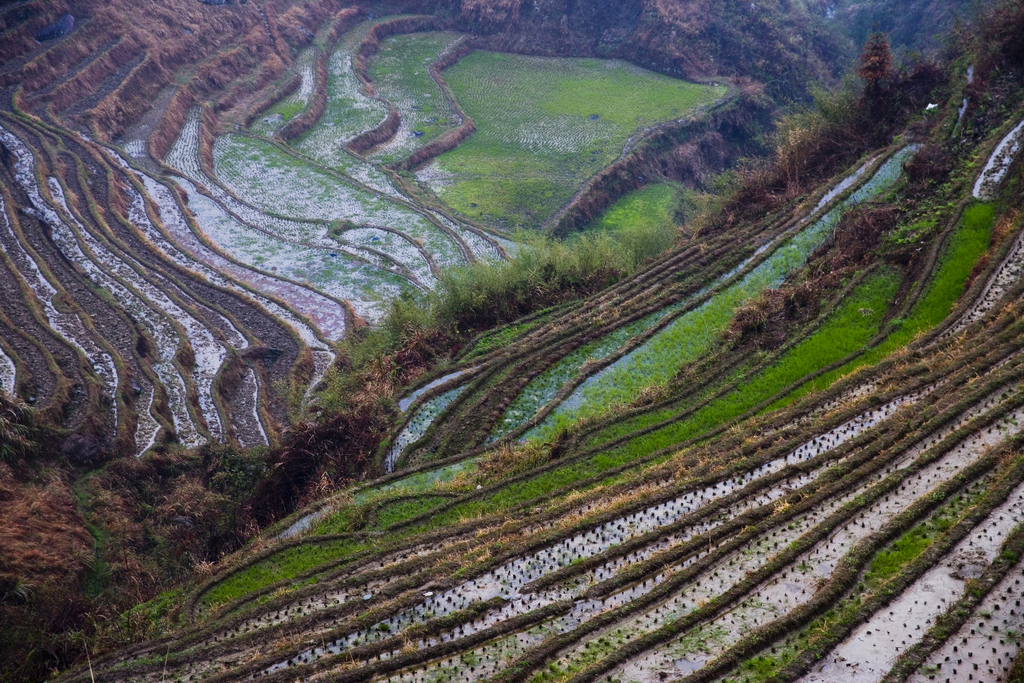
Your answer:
476,441 -> 551,484
43,38 -> 138,112
993,209 -> 1021,246
348,106 -> 401,154
0,465 -> 92,589
199,104 -> 218,177
393,117 -> 477,172
726,280 -> 821,350
218,52 -> 289,118
279,51 -> 329,141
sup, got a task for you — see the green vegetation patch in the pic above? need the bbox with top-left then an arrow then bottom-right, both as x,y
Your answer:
586,268 -> 901,450
201,538 -> 368,608
587,183 -> 683,236
371,495 -> 451,530
774,201 -> 995,408
432,52 -> 726,230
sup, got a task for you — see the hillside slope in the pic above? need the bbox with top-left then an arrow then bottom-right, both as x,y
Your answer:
42,5 -> 1024,683
446,0 -> 847,101
0,1 -> 1015,682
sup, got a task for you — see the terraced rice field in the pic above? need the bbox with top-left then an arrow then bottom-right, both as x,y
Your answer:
195,19 -> 722,338
124,16 -> 719,434
250,47 -> 319,137
0,16 -> 649,456
58,86 -> 1024,683
367,32 -> 464,164
10,10 -> 1024,683
5,16 -> 705,456
68,324 -> 1024,683
467,150 -> 911,444
294,20 -> 391,178
528,147 -> 917,438
0,115 -> 290,454
0,17 -> 514,454
166,104 -> 496,322
423,54 -> 726,229
310,30 -> 386,133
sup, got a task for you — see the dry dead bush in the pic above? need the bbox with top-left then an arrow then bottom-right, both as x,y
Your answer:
904,144 -> 953,197
727,280 -> 820,350
0,465 -> 92,589
631,384 -> 670,408
476,441 -> 551,484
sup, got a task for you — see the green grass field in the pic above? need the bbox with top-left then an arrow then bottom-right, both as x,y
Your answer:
587,183 -> 683,235
430,53 -> 726,230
